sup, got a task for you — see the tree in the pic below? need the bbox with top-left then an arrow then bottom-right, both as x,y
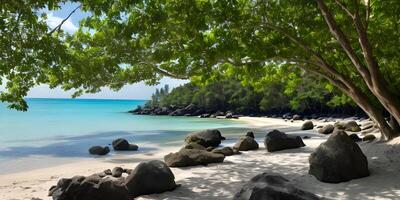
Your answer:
1,0 -> 400,139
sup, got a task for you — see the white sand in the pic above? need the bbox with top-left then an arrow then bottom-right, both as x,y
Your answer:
1,117 -> 400,200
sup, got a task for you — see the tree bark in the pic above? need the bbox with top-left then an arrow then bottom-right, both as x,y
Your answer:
315,0 -> 400,131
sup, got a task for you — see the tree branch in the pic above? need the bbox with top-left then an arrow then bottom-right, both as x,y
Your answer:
48,5 -> 81,35
334,0 -> 355,19
315,0 -> 372,85
138,62 -> 188,79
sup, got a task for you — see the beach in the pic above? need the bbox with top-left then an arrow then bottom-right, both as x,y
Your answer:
1,117 -> 400,200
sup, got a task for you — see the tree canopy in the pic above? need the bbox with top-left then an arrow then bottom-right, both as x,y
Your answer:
1,0 -> 400,139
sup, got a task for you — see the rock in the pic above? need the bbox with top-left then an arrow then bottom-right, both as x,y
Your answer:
49,175 -> 129,200
164,149 -> 225,167
233,136 -> 259,151
103,169 -> 112,175
349,134 -> 362,142
264,130 -> 305,152
112,167 -> 124,178
206,146 -> 214,151
282,113 -> 292,119
245,131 -> 255,138
169,108 -> 184,116
318,124 -> 334,135
292,114 -> 302,120
309,130 -> 369,183
89,146 -> 110,155
125,160 -> 178,198
184,129 -> 225,147
301,121 -> 314,130
233,173 -> 320,200
363,135 -> 376,142
181,143 -> 207,151
199,113 -> 211,118
225,112 -> 234,119
112,138 -> 138,151
212,147 -> 234,156
345,121 -> 361,132
303,136 -> 311,139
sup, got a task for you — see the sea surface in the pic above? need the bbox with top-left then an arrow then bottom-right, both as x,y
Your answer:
0,98 -> 247,171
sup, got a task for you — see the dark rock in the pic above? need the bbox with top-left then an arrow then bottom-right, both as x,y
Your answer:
112,138 -> 138,151
206,146 -> 214,151
169,108 -> 184,116
199,113 -> 211,118
309,130 -> 369,183
349,134 -> 362,142
112,167 -> 124,178
318,124 -> 334,135
345,121 -> 361,132
362,135 -> 376,142
225,112 -> 234,119
264,130 -> 305,152
184,129 -> 225,147
245,131 -> 255,138
164,149 -> 225,167
125,160 -> 178,198
282,113 -> 292,119
292,114 -> 302,120
301,121 -> 314,130
233,173 -> 320,200
181,143 -> 207,151
303,136 -> 311,139
89,146 -> 110,156
103,169 -> 112,175
212,147 -> 234,156
233,136 -> 259,151
49,175 -> 129,200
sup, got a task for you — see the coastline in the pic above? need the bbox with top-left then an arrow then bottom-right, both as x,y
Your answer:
1,117 -> 400,199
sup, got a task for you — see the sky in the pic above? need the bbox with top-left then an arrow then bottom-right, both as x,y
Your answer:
2,2 -> 188,100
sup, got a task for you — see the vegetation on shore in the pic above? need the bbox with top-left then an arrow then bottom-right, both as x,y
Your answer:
143,73 -> 363,116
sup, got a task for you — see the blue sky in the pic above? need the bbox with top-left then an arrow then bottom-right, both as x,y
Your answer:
4,2 -> 188,100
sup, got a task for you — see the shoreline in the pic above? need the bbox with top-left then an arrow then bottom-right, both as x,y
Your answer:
1,117 -> 400,199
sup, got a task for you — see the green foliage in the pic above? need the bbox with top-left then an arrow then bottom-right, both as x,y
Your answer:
1,0 -> 399,117
147,68 -> 356,114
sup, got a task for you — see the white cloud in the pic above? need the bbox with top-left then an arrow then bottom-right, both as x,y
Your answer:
46,12 -> 78,33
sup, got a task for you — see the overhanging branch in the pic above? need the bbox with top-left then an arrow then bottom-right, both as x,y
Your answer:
48,5 -> 81,35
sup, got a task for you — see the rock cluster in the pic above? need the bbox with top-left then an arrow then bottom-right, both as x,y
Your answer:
49,160 -> 178,200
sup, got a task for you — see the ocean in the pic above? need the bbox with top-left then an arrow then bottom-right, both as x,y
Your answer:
0,98 -> 246,170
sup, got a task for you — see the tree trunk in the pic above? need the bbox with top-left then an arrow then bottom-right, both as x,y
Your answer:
340,85 -> 399,140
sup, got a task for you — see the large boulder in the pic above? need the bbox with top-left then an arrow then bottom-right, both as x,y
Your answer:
264,130 -> 306,152
233,136 -> 259,151
164,149 -> 225,167
309,130 -> 369,183
125,160 -> 178,198
318,124 -> 334,135
184,129 -> 225,147
212,147 -> 234,156
301,121 -> 314,130
89,146 -> 110,156
112,138 -> 139,151
49,175 -> 129,200
233,173 -> 320,200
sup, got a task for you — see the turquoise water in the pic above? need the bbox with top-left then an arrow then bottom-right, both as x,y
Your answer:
0,98 -> 245,160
